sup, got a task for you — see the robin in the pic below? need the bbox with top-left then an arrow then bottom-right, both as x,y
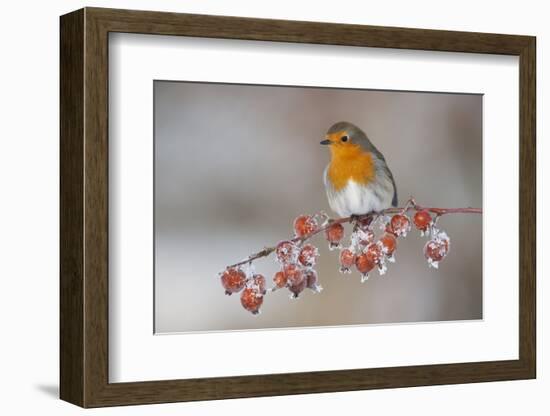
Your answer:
320,121 -> 398,217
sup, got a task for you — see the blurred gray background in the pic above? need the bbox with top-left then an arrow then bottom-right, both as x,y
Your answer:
154,81 -> 482,333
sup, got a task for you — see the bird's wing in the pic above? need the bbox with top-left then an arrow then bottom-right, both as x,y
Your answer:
389,170 -> 398,207
368,145 -> 398,207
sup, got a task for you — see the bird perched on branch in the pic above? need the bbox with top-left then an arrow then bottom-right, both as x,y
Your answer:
321,121 -> 398,217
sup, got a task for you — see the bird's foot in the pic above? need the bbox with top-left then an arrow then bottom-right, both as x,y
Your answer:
352,213 -> 374,229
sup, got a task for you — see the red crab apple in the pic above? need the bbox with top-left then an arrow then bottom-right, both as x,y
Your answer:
365,242 -> 383,265
293,215 -> 317,237
276,240 -> 298,264
283,264 -> 306,298
305,269 -> 322,293
252,274 -> 267,295
283,264 -> 304,287
355,252 -> 375,282
288,278 -> 307,298
298,244 -> 319,267
220,268 -> 246,295
379,233 -> 397,256
273,270 -> 287,289
240,287 -> 263,314
339,248 -> 356,273
424,234 -> 450,268
414,210 -> 432,232
388,214 -> 411,237
325,222 -> 345,249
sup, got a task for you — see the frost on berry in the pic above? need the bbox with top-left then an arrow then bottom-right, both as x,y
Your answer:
276,240 -> 298,264
365,242 -> 383,265
365,241 -> 388,275
283,264 -> 306,298
316,211 -> 330,227
305,269 -> 322,293
288,278 -> 307,299
424,230 -> 450,269
339,248 -> 355,273
357,215 -> 373,231
352,228 -> 375,247
380,233 -> 397,256
414,210 -> 432,235
380,215 -> 392,231
377,259 -> 388,275
325,222 -> 345,250
240,287 -> 263,315
298,244 -> 319,267
220,268 -> 246,295
355,252 -> 375,282
379,233 -> 397,267
283,264 -> 304,287
388,214 -> 411,237
293,215 -> 318,237
251,274 -> 267,295
272,270 -> 288,289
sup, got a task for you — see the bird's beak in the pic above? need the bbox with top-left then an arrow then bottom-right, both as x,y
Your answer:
320,139 -> 331,145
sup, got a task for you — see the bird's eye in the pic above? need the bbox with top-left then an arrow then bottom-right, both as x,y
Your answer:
341,135 -> 349,142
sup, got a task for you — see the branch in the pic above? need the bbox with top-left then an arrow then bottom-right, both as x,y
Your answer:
226,197 -> 481,270
220,197 -> 482,315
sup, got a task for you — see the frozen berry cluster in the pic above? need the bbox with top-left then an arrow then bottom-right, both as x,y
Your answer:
336,209 -> 451,283
272,215 -> 323,299
219,214 -> 324,315
220,267 -> 267,314
220,204 -> 458,315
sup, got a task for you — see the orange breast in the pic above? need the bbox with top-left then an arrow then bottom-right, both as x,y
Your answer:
327,145 -> 375,191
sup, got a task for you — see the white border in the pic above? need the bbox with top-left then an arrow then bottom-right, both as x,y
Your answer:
109,33 -> 519,382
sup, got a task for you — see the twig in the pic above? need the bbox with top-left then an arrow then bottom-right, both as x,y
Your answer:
225,198 -> 481,270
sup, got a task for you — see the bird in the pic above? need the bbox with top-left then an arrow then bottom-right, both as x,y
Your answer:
321,121 -> 398,217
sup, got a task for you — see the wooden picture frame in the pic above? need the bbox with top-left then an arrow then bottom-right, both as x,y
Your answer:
60,7 -> 536,408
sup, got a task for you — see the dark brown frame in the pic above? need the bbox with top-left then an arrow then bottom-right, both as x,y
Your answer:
60,7 -> 536,408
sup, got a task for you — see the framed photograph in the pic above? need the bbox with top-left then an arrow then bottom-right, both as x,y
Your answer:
60,7 -> 536,407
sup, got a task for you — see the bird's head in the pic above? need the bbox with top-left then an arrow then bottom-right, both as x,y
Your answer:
320,121 -> 371,159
